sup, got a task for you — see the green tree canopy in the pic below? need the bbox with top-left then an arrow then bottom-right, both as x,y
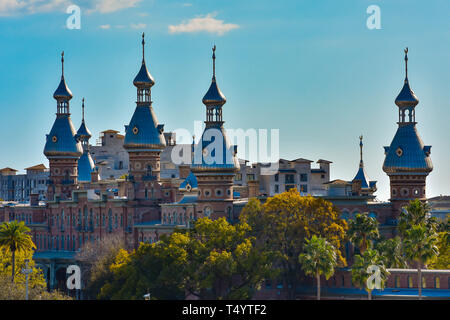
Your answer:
351,249 -> 389,300
298,235 -> 337,300
240,189 -> 347,299
0,221 -> 36,282
347,213 -> 379,254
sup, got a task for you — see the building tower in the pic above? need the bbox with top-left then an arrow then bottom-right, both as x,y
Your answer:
191,46 -> 240,220
124,33 -> 166,200
352,135 -> 377,196
44,52 -> 83,200
383,48 -> 433,213
77,98 -> 95,182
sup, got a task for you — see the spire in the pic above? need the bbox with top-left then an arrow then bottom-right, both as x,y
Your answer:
202,45 -> 226,110
133,33 -> 155,89
212,44 -> 216,79
61,51 -> 65,79
395,47 -> 419,108
142,32 -> 145,63
404,47 -> 408,81
77,98 -> 92,141
82,98 -> 85,121
352,135 -> 372,190
359,135 -> 364,168
53,51 -> 73,115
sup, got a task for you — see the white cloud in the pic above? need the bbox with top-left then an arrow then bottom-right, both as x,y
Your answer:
86,0 -> 142,14
182,3 -> 192,7
0,0 -> 69,16
99,24 -> 111,29
168,13 -> 239,36
0,0 -> 142,16
130,23 -> 146,29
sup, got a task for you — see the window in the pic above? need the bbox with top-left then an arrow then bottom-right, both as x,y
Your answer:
395,276 -> 400,288
265,280 -> 272,289
435,277 -> 440,289
422,277 -> 426,289
408,276 -> 413,288
235,173 -> 242,181
300,185 -> 308,193
285,174 -> 294,184
247,174 -> 255,181
300,174 -> 308,182
275,185 -> 279,193
274,174 -> 279,182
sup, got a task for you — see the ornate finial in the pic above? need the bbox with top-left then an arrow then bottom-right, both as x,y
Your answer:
404,47 -> 408,80
61,51 -> 65,78
359,135 -> 364,167
212,45 -> 216,79
82,98 -> 85,121
142,32 -> 145,63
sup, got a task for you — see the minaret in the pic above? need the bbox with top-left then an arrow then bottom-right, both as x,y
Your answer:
44,52 -> 83,200
352,135 -> 376,196
76,98 -> 95,182
124,33 -> 166,200
383,48 -> 433,213
191,46 -> 239,220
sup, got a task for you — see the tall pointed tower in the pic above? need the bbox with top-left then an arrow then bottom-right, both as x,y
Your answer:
44,52 -> 83,200
191,46 -> 240,220
383,48 -> 433,213
77,98 -> 95,182
124,33 -> 166,200
352,135 -> 377,196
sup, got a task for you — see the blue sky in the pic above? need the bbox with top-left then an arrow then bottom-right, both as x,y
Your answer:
0,0 -> 449,201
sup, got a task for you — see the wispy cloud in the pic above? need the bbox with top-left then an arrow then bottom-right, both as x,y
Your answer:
168,13 -> 239,36
0,0 -> 142,16
86,0 -> 142,14
99,24 -> 111,29
130,22 -> 146,29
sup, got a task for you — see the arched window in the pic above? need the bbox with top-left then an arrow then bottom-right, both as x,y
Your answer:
89,209 -> 93,228
227,207 -> 232,222
83,206 -> 88,228
341,211 -> 349,221
204,207 -> 212,218
435,277 -> 440,289
408,276 -> 413,288
108,209 -> 112,230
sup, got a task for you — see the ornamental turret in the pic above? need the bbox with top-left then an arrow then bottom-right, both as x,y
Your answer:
77,98 -> 95,182
383,48 -> 433,213
191,46 -> 239,220
44,52 -> 83,200
124,33 -> 167,201
351,135 -> 376,196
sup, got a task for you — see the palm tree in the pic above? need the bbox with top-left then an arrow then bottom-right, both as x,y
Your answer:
376,237 -> 407,268
403,224 -> 439,300
351,249 -> 389,300
298,235 -> 337,300
399,199 -> 437,237
0,221 -> 36,282
348,213 -> 380,254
